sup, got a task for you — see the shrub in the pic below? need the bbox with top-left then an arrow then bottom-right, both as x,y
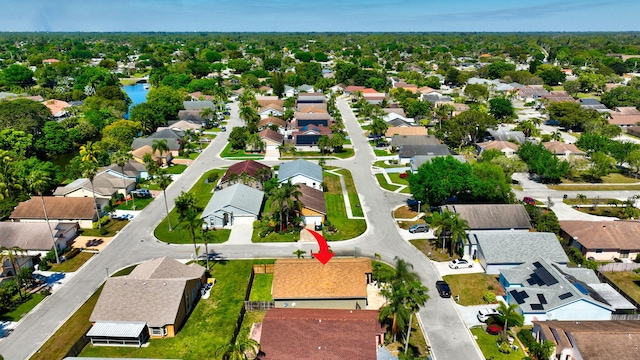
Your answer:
483,291 -> 497,303
207,172 -> 219,184
65,248 -> 82,260
498,342 -> 511,354
99,227 -> 108,235
518,329 -> 536,349
487,324 -> 503,335
38,260 -> 50,271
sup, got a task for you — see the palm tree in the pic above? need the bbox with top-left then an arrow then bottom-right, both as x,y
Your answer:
215,337 -> 261,360
80,143 -> 102,229
280,181 -> 302,231
496,302 -> 521,335
155,168 -> 174,231
293,249 -> 306,258
27,170 -> 60,264
239,106 -> 258,125
1,246 -> 27,300
253,167 -> 272,189
317,135 -> 331,155
183,210 -> 204,259
112,149 -> 134,206
576,193 -> 587,204
79,141 -> 99,163
430,210 -> 469,256
551,130 -> 563,141
449,214 -> 470,258
370,118 -> 389,139
0,151 -> 23,200
152,139 -> 170,165
143,153 -> 159,179
200,107 -> 214,125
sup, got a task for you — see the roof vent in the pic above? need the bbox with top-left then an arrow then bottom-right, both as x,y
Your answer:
319,319 -> 322,323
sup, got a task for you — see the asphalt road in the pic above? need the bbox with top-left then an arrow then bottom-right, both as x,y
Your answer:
6,97 -> 639,360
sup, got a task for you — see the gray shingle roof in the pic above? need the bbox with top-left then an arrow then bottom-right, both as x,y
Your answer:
398,144 -> 450,158
277,159 -> 323,184
53,172 -> 135,197
470,231 -> 569,264
0,222 -> 77,251
201,184 -> 264,219
391,135 -> 441,147
131,137 -> 181,151
183,100 -> 213,110
444,204 -> 532,230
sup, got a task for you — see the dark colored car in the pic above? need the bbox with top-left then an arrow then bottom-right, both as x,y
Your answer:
223,111 -> 231,115
436,280 -> 451,298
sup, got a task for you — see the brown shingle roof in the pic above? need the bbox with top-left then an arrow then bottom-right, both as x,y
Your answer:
257,99 -> 284,108
258,116 -> 287,128
385,126 -> 428,137
542,141 -> 586,155
272,258 -> 371,299
476,140 -> 519,152
609,113 -> 640,126
615,107 -> 640,115
443,204 -> 532,230
298,184 -> 326,215
534,320 -> 640,360
297,103 -> 328,112
259,308 -> 382,360
221,160 -> 271,183
90,257 -> 205,328
258,129 -> 284,143
259,104 -> 284,113
10,197 -> 96,221
560,220 -> 640,251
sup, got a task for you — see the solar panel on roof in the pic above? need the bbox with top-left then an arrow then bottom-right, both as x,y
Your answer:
533,261 -> 542,268
534,267 -> 558,286
574,283 -> 590,295
510,290 -> 525,304
530,304 -> 544,311
559,292 -> 573,300
537,294 -> 547,304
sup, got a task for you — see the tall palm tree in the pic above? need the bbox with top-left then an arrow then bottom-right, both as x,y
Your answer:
280,181 -> 302,230
430,210 -> 469,256
80,142 -> 102,229
155,168 -> 173,231
111,149 -> 133,206
143,153 -> 159,179
449,214 -> 470,258
0,150 -> 23,200
27,170 -> 60,264
183,210 -> 204,259
496,302 -> 521,335
1,246 -> 27,300
200,107 -> 214,125
152,139 -> 170,165
215,337 -> 260,360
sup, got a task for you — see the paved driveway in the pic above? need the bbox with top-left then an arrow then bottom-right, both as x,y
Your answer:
432,260 -> 485,277
226,218 -> 255,245
457,304 -> 499,328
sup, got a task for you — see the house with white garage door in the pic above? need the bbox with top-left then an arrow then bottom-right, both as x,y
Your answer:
200,184 -> 264,228
277,159 -> 323,191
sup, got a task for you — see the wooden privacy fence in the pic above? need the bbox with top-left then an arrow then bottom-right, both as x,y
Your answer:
598,263 -> 640,272
595,270 -> 640,313
252,264 -> 274,274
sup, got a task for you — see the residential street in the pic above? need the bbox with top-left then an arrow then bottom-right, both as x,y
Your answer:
4,98 -> 640,360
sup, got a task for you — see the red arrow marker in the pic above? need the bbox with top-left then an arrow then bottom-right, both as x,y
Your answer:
307,229 -> 334,265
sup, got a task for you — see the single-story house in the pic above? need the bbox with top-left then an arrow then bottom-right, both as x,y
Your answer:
277,159 -> 323,191
542,142 -> 586,158
383,112 -> 414,124
391,135 -> 440,148
10,197 -> 97,229
88,257 -> 206,345
189,92 -> 215,101
258,104 -> 285,118
298,184 -> 326,226
442,204 -> 532,231
517,85 -> 549,102
580,98 -> 609,112
297,103 -> 328,113
500,259 -> 629,324
627,125 -> 640,137
101,160 -> 148,183
422,93 -> 452,104
130,145 -> 171,166
344,85 -> 365,95
0,222 -> 78,256
532,320 -> 640,360
292,125 -> 332,147
384,126 -> 428,139
362,92 -> 387,105
487,127 -> 527,144
259,129 -> 284,152
297,92 -> 326,104
256,96 -> 284,108
219,160 -> 272,190
131,137 -> 182,158
398,144 -> 451,164
272,258 -> 372,309
201,184 -> 264,228
43,99 -> 71,118
294,113 -> 331,128
476,140 -> 519,157
161,120 -> 203,133
183,100 -> 214,111
560,220 -> 640,261
297,84 -> 315,93
177,110 -> 205,123
467,232 -> 568,274
393,81 -> 418,93
258,308 -> 384,360
410,154 -> 467,172
386,118 -> 412,128
610,107 -> 640,128
543,91 -> 577,103
53,172 -> 136,213
258,117 -> 287,133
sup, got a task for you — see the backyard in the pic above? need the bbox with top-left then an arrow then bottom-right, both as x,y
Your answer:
249,274 -> 273,301
80,260 -> 273,359
154,168 -> 231,244
603,271 -> 640,303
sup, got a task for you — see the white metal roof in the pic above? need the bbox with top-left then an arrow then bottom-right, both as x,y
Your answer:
87,321 -> 147,338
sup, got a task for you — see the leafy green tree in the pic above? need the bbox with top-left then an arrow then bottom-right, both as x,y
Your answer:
464,84 -> 489,103
529,340 -> 555,360
563,80 -> 581,97
545,101 -> 602,131
0,129 -> 33,159
130,102 -> 165,134
80,143 -> 102,228
101,120 -> 142,151
408,156 -> 472,206
215,336 -> 261,360
229,127 -> 247,150
488,97 -> 515,121
487,61 -> 516,79
405,100 -> 432,119
0,64 -> 34,87
271,72 -> 285,98
437,110 -> 497,147
588,151 -> 615,180
146,86 -> 184,122
517,142 -> 569,183
469,162 -> 514,204
535,64 -> 566,86
0,99 -> 52,135
36,121 -> 72,157
601,85 -> 640,110
578,72 -> 606,93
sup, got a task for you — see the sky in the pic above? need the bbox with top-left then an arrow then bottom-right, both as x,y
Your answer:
0,0 -> 638,32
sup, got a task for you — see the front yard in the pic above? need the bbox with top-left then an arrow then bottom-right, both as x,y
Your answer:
220,143 -> 265,159
80,260 -> 273,359
2,293 -> 46,322
470,327 -> 526,360
48,252 -> 95,272
442,273 -> 504,306
323,171 -> 366,241
410,239 -> 454,262
79,219 -> 129,237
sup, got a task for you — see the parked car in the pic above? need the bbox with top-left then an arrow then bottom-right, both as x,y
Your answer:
523,196 -> 536,205
409,224 -> 429,233
435,280 -> 451,298
131,189 -> 151,198
448,259 -> 473,269
477,308 -> 501,322
314,221 -> 323,231
223,111 -> 230,115
221,126 -> 227,132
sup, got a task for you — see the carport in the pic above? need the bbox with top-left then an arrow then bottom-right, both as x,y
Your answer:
87,321 -> 149,346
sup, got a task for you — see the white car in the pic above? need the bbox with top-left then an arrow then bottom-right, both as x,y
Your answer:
477,308 -> 500,322
448,259 -> 473,269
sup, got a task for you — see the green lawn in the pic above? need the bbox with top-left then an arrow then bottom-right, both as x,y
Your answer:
220,143 -> 264,159
155,169 -> 231,244
79,219 -> 129,237
603,271 -> 640,303
115,196 -> 154,210
249,274 -> 273,301
252,227 -> 300,242
175,152 -> 200,160
373,160 -> 405,168
164,164 -> 188,174
1,293 -> 45,322
442,273 -> 504,306
388,172 -> 409,186
400,187 -> 412,194
323,171 -> 367,241
470,327 -> 526,360
576,206 -> 630,219
48,252 -> 94,272
336,169 -> 364,217
374,149 -> 389,156
238,310 -> 267,341
80,260 -> 274,359
280,148 -> 355,159
549,184 -> 640,191
563,197 -> 622,205
409,239 -> 455,262
375,173 -> 401,191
